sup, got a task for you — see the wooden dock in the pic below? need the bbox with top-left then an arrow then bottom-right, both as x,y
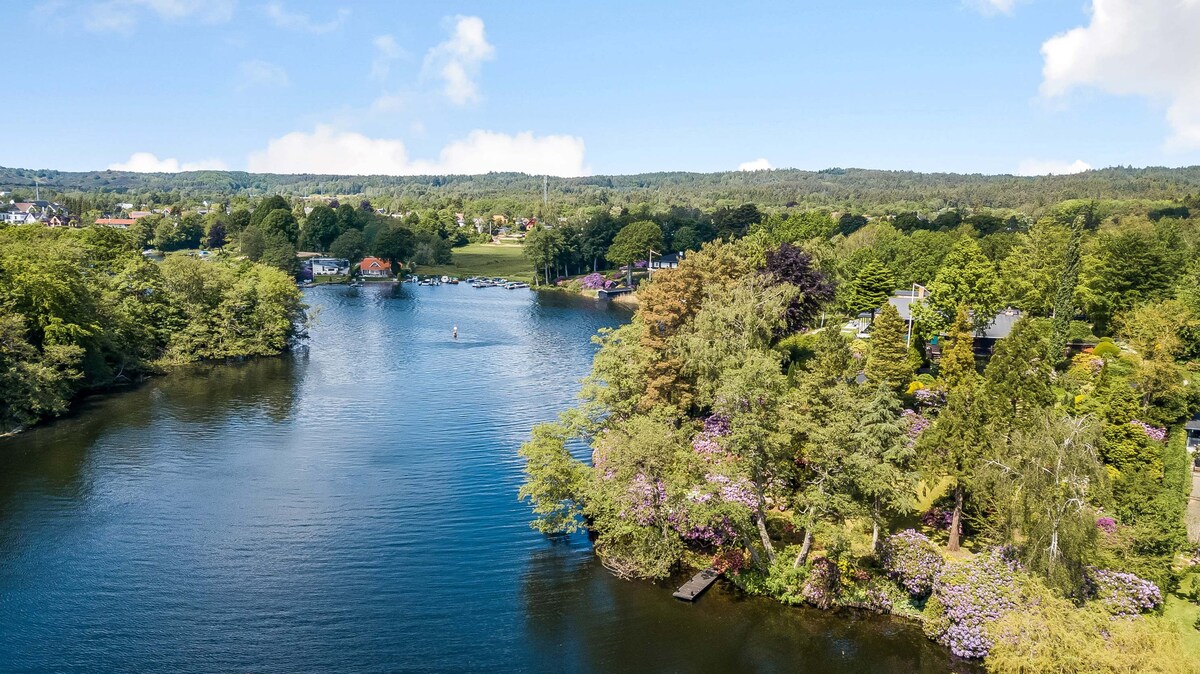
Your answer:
672,568 -> 720,601
597,287 -> 633,299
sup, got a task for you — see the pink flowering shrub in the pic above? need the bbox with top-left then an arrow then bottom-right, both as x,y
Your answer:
802,557 -> 841,609
623,473 -> 667,525
880,529 -> 943,597
924,550 -> 1026,659
1086,568 -> 1162,616
902,409 -> 929,446
1128,420 -> 1166,442
1095,516 -> 1118,534
581,272 -> 607,289
691,414 -> 732,460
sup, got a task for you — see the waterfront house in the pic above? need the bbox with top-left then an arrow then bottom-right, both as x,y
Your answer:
312,257 -> 351,276
649,252 -> 683,269
359,256 -> 393,278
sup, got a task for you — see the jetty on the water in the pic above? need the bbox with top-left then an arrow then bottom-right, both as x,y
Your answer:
672,568 -> 720,601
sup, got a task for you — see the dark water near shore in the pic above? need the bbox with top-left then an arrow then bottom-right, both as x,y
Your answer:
0,284 -> 963,673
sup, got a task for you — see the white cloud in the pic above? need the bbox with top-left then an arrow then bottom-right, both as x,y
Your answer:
236,59 -> 289,90
968,0 -> 1020,16
263,1 -> 348,34
246,125 -> 588,177
370,92 -> 406,114
109,152 -> 228,172
81,0 -> 234,33
423,16 -> 495,105
371,34 -> 406,81
737,158 -> 773,171
1015,158 -> 1093,176
1041,0 -> 1200,150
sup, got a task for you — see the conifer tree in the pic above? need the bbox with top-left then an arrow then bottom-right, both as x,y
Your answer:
866,303 -> 913,392
983,317 -> 1054,428
1048,219 -> 1082,366
937,304 -> 978,392
846,259 -> 894,318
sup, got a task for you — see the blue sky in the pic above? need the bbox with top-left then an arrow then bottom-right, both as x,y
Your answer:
6,0 -> 1200,176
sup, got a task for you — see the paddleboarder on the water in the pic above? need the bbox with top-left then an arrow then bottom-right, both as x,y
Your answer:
452,325 -> 458,339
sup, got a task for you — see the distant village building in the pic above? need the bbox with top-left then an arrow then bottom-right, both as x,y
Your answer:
95,218 -> 137,229
359,256 -> 393,278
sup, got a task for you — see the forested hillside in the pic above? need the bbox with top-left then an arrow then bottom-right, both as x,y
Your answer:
5,165 -> 1200,214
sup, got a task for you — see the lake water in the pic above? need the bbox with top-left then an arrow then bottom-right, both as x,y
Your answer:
0,284 -> 965,673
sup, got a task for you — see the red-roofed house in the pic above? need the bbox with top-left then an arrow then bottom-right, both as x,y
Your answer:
129,211 -> 153,219
359,256 -> 393,278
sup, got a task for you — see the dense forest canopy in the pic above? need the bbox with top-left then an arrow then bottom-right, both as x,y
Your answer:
5,165 -> 1200,216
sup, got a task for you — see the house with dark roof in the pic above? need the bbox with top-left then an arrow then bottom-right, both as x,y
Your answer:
649,252 -> 683,269
359,256 -> 393,278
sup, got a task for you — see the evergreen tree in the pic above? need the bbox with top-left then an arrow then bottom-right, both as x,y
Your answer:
918,385 -> 986,551
1048,218 -> 1082,366
982,317 -> 1054,428
846,259 -> 894,318
849,386 -> 915,550
937,304 -> 977,392
865,303 -> 913,392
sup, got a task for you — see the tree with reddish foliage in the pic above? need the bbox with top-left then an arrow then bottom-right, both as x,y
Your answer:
764,243 -> 835,334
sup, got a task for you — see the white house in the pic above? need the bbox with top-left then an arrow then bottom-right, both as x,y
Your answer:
312,257 -> 350,276
649,252 -> 683,269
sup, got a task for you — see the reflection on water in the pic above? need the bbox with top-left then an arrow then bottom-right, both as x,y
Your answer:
0,285 -> 967,673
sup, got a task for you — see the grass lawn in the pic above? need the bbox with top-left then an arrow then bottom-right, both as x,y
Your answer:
1164,570 -> 1200,659
414,242 -> 534,283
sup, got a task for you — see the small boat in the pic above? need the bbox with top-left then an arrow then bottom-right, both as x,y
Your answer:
418,278 -> 432,286
448,277 -> 459,284
349,281 -> 364,288
441,275 -> 450,283
504,282 -> 531,290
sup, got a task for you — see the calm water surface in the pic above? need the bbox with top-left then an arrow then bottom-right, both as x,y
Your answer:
0,284 -> 965,673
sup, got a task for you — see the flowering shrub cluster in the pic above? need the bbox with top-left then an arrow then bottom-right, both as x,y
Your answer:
1095,516 -> 1118,534
580,273 -> 618,290
667,509 -> 738,546
913,388 -> 944,406
1086,568 -> 1162,616
704,473 -> 757,509
1128,420 -> 1166,442
924,550 -> 1025,659
624,473 -> 667,525
802,557 -> 841,609
692,413 -> 731,459
902,409 -> 929,446
880,529 -> 943,597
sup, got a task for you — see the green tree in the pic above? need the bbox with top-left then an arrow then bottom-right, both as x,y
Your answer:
518,422 -> 589,533
1048,219 -> 1082,365
372,224 -> 415,266
982,413 -> 1105,594
301,205 -> 342,252
845,259 -> 894,318
259,209 -> 299,244
523,226 -> 565,285
865,303 -> 913,392
329,229 -> 365,263
606,220 -> 663,286
850,386 -> 915,550
925,237 -> 1002,334
937,304 -> 977,391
